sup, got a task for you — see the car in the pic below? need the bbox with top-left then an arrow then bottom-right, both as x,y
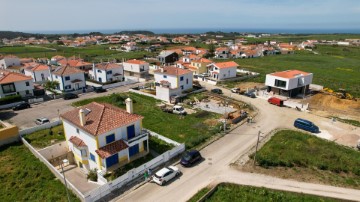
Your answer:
244,92 -> 256,98
63,93 -> 78,100
268,97 -> 283,106
180,150 -> 202,167
294,118 -> 319,133
13,102 -> 30,110
35,117 -> 50,125
152,166 -> 180,186
211,88 -> 223,94
94,87 -> 107,93
231,88 -> 240,93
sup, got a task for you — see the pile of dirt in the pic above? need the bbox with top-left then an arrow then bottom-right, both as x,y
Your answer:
234,82 -> 265,90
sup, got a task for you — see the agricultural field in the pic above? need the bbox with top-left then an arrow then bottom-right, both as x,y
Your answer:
242,130 -> 360,189
72,92 -> 222,148
0,143 -> 79,201
220,45 -> 360,97
188,183 -> 340,202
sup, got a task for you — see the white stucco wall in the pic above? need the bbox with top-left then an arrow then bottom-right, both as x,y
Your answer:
123,62 -> 149,73
265,73 -> 313,90
217,67 -> 237,80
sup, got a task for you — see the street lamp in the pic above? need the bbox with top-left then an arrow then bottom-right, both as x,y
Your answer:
60,159 -> 71,202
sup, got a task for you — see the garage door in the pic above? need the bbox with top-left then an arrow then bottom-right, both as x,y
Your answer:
129,144 -> 139,157
106,153 -> 119,168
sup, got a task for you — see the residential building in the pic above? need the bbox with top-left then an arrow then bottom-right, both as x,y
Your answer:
58,59 -> 93,71
0,55 -> 21,69
60,100 -> 149,172
24,64 -> 51,83
265,70 -> 313,97
0,70 -> 34,98
154,66 -> 193,102
215,47 -> 230,59
207,61 -> 238,80
122,59 -> 149,79
188,58 -> 213,75
157,51 -> 179,65
50,65 -> 86,91
89,63 -> 124,83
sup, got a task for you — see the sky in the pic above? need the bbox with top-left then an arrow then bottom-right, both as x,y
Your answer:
1,0 -> 360,33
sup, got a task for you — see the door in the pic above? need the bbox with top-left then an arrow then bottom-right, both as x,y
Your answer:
106,153 -> 119,168
127,125 -> 135,140
129,144 -> 139,157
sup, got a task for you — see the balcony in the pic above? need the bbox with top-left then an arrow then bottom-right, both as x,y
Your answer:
125,129 -> 149,145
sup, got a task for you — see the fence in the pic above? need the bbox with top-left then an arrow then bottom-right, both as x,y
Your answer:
102,77 -> 139,89
148,130 -> 181,146
19,120 -> 62,136
38,141 -> 69,160
28,97 -> 44,104
129,88 -> 157,99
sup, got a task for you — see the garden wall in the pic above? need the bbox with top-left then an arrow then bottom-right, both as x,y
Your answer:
19,120 -> 62,136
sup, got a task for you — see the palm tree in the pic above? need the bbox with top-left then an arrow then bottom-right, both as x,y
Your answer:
44,80 -> 59,92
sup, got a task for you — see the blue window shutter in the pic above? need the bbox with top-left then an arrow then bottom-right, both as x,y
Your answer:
90,153 -> 96,162
106,134 -> 115,144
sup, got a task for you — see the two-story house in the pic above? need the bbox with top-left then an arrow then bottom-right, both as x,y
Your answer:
207,61 -> 238,81
89,62 -> 124,83
61,99 -> 149,172
50,65 -> 86,91
0,55 -> 21,69
154,66 -> 193,102
157,51 -> 179,65
0,70 -> 34,98
122,59 -> 149,79
188,58 -> 213,75
215,47 -> 230,59
24,64 -> 51,83
265,70 -> 313,97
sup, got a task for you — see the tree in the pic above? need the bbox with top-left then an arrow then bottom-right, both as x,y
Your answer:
44,80 -> 59,92
204,44 -> 215,58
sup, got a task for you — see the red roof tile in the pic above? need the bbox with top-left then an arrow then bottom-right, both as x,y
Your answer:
53,65 -> 84,76
154,66 -> 192,76
213,61 -> 238,69
270,70 -> 310,79
124,59 -> 148,65
96,63 -> 122,70
96,139 -> 128,159
0,70 -> 32,84
69,136 -> 87,147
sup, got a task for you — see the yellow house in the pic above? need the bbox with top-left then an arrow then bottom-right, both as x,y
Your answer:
0,120 -> 19,147
188,58 -> 213,75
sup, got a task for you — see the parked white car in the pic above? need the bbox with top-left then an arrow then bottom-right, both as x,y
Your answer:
152,166 -> 180,185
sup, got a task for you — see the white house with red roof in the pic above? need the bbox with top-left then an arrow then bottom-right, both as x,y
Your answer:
0,70 -> 34,98
154,66 -> 193,102
265,70 -> 313,97
122,59 -> 149,79
207,61 -> 238,80
215,47 -> 230,59
49,65 -> 86,91
60,99 -> 149,172
89,62 -> 124,83
24,63 -> 51,83
0,55 -> 21,69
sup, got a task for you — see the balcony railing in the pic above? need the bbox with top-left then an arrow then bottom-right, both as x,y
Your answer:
126,129 -> 149,145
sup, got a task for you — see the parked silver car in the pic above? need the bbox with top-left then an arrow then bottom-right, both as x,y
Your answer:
152,166 -> 180,186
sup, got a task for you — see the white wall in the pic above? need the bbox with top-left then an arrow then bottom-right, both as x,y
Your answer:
154,73 -> 178,88
265,74 -> 313,90
123,62 -> 149,73
0,58 -> 21,69
91,67 -> 123,83
26,69 -> 50,83
218,67 -> 237,80
51,72 -> 85,91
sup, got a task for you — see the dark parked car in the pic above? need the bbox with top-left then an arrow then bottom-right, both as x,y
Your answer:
94,87 -> 107,93
13,102 -> 30,110
180,150 -> 202,167
63,93 -> 78,100
211,88 -> 223,94
244,92 -> 256,98
294,118 -> 319,133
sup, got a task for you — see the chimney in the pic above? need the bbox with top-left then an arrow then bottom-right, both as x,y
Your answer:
125,98 -> 133,114
79,109 -> 86,126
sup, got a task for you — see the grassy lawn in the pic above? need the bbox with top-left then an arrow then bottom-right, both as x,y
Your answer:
330,117 -> 360,127
187,187 -> 210,202
72,93 -> 222,148
149,136 -> 175,154
0,142 -> 79,201
24,124 -> 65,148
218,45 -> 360,97
249,130 -> 360,188
189,183 -> 340,202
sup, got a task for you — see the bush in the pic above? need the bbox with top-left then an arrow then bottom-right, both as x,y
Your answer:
87,169 -> 98,182
0,94 -> 22,105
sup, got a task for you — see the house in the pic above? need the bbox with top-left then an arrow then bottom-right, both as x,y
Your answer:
0,55 -> 21,69
215,47 -> 230,59
188,58 -> 213,75
50,65 -> 86,91
58,59 -> 93,71
265,70 -> 313,97
122,59 -> 149,79
157,51 -> 179,65
60,100 -> 149,172
89,63 -> 124,83
24,64 -> 51,83
0,70 -> 34,98
207,61 -> 238,80
120,42 -> 138,52
154,66 -> 193,102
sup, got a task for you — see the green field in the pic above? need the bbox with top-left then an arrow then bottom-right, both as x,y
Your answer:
0,143 -> 79,201
220,45 -> 360,97
72,93 -> 222,148
188,184 -> 340,202
24,124 -> 65,148
253,130 -> 360,188
244,34 -> 360,43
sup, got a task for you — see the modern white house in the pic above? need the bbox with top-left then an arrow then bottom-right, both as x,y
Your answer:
89,63 -> 124,83
0,55 -> 21,69
24,64 -> 51,83
265,70 -> 313,97
207,61 -> 238,80
49,65 -> 86,91
122,59 -> 149,78
60,99 -> 149,172
0,70 -> 34,98
154,66 -> 193,102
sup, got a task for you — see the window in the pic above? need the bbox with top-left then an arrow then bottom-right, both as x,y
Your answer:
274,79 -> 287,88
97,70 -> 102,73
163,75 -> 167,78
65,76 -> 70,81
65,85 -> 71,89
186,78 -> 189,84
107,70 -> 112,75
106,134 -> 115,144
181,85 -> 184,90
81,149 -> 87,157
55,75 -> 58,79
90,153 -> 96,162
1,83 -> 16,94
76,128 -> 79,134
180,76 -> 184,81
25,81 -> 30,86
25,90 -> 30,94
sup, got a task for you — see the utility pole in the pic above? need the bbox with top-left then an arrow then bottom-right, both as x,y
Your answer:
253,131 -> 261,166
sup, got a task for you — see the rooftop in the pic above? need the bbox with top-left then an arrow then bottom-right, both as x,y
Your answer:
270,70 -> 310,79
52,65 -> 84,76
154,66 -> 192,76
212,61 -> 239,69
124,59 -> 148,65
0,70 -> 32,84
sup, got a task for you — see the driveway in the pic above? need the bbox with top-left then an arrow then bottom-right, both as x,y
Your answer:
113,83 -> 360,202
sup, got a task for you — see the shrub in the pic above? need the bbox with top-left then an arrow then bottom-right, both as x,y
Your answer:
87,169 -> 98,182
0,94 -> 22,105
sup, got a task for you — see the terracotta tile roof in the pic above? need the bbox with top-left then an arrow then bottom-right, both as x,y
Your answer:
69,136 -> 87,147
96,139 -> 128,159
270,70 -> 310,79
0,70 -> 32,84
96,63 -> 122,70
154,66 -> 192,76
192,58 -> 213,63
52,65 -> 84,76
61,102 -> 143,136
182,46 -> 197,51
124,59 -> 148,65
67,60 -> 92,67
32,64 -> 50,72
216,47 -> 229,52
213,61 -> 239,69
